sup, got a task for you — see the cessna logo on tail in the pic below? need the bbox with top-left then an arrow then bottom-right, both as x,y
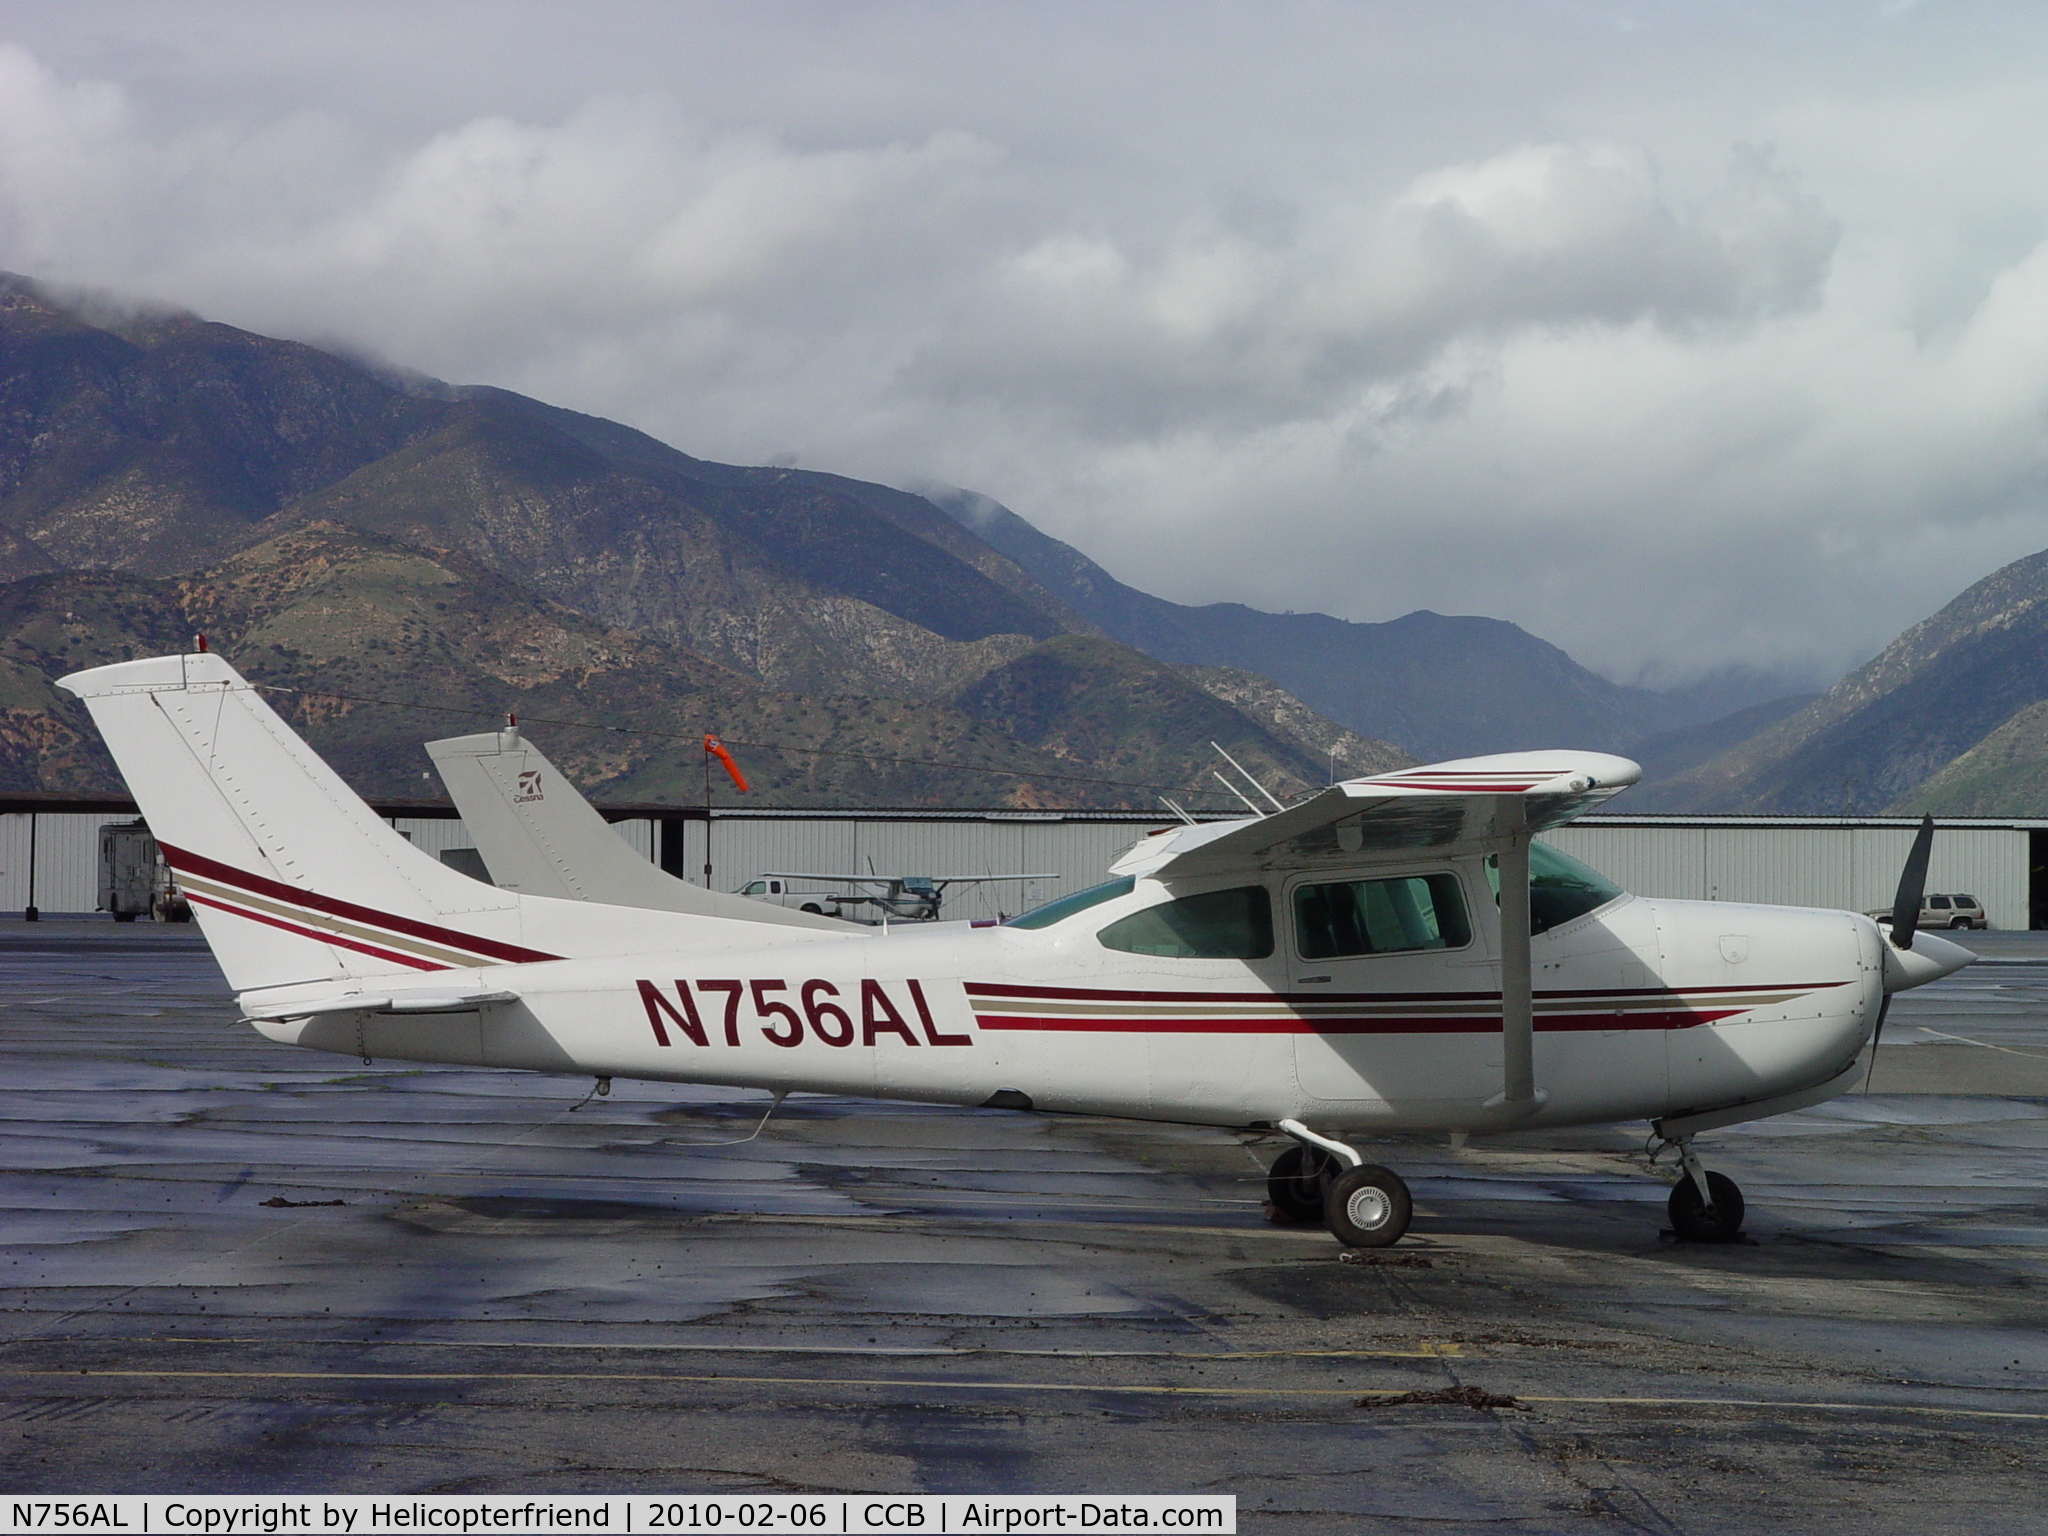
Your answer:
513,770 -> 544,803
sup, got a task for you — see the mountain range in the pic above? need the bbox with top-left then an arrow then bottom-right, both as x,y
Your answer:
0,274 -> 1415,807
14,270 -> 2048,817
1630,546 -> 2048,816
934,491 -> 1783,762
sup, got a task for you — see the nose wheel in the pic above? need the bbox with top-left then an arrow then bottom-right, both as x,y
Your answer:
1265,1144 -> 1336,1223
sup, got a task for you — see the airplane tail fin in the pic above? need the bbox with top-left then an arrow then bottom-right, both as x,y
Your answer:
425,729 -> 848,931
57,653 -> 806,997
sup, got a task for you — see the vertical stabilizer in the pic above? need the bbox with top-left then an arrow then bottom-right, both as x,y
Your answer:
426,730 -> 850,931
62,654 -> 852,997
58,654 -> 559,991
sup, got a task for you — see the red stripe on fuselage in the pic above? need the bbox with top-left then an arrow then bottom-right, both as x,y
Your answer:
962,980 -> 1844,1006
970,1008 -> 1747,1035
161,842 -> 559,965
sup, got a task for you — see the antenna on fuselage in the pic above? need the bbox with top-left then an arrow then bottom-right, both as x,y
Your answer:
1211,770 -> 1265,816
1210,742 -> 1286,815
1157,796 -> 1197,826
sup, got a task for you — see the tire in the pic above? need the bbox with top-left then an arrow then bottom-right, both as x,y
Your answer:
1265,1145 -> 1334,1223
1951,917 -> 1970,930
1324,1164 -> 1412,1248
800,903 -> 824,914
1668,1170 -> 1745,1243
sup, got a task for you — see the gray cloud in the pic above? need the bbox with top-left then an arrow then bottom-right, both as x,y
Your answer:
3,3 -> 2048,692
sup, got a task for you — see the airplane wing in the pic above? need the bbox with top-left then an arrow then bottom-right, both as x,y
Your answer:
1111,752 -> 1640,881
426,732 -> 854,932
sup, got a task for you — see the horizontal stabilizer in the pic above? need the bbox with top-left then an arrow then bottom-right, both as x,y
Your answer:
242,988 -> 521,1021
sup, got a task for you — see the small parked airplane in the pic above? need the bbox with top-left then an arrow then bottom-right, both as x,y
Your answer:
425,728 -> 1054,924
62,651 -> 1973,1247
738,872 -> 1058,923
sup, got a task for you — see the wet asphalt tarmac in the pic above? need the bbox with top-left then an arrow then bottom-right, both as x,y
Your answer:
2,921 -> 2047,1532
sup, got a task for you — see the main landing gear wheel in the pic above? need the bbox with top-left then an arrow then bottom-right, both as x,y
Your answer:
1668,1170 -> 1746,1243
1265,1144 -> 1336,1223
1325,1164 -> 1413,1248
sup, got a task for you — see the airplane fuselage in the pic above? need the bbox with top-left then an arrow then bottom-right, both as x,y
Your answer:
257,862 -> 1885,1137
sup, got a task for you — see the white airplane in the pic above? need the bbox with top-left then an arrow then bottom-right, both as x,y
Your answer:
739,872 -> 1060,923
61,651 -> 1973,1248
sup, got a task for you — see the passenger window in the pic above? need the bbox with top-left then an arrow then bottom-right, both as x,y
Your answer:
1097,886 -> 1273,959
741,881 -> 767,896
1294,873 -> 1471,960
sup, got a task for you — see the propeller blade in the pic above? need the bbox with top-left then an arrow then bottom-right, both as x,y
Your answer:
1889,815 -> 1935,951
1863,994 -> 1891,1093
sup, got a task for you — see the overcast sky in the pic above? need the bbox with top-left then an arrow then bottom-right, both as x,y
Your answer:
5,2 -> 2048,693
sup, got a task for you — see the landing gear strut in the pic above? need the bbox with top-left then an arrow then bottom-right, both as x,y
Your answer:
1663,1136 -> 1746,1243
1270,1119 -> 1414,1248
1265,1144 -> 1335,1223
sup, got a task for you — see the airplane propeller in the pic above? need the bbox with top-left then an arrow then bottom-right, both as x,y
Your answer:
1867,814 -> 1936,1089
1888,814 -> 1936,953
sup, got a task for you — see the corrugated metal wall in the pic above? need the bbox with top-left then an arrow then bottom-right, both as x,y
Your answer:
4,810 -> 2034,928
0,814 -> 136,912
669,817 -> 1154,922
1546,823 -> 2031,930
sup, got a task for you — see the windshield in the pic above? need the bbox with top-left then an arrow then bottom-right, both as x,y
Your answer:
1486,841 -> 1624,935
1004,875 -> 1136,929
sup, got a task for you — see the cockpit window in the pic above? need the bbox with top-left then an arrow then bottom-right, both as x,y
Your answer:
1005,875 -> 1136,929
1294,872 -> 1471,960
1486,841 -> 1625,935
1097,886 -> 1274,960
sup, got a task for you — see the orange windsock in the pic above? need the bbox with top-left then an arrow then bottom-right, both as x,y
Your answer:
703,734 -> 748,792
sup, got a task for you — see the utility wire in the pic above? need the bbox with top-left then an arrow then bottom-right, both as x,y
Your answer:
251,681 -> 1258,803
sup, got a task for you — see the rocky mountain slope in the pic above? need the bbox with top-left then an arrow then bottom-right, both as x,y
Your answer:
1892,701 -> 2048,816
1634,546 -> 2048,814
1,517 -> 1386,807
0,273 -> 1421,806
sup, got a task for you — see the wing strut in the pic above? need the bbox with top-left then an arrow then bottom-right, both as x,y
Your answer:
1496,798 -> 1537,1108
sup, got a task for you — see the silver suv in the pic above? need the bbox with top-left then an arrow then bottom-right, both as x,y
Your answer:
1867,893 -> 1988,931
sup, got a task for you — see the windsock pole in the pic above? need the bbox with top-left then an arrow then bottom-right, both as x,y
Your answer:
701,734 -> 747,888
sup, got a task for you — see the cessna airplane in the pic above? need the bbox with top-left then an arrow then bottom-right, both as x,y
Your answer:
62,651 -> 1973,1248
739,873 -> 1058,924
